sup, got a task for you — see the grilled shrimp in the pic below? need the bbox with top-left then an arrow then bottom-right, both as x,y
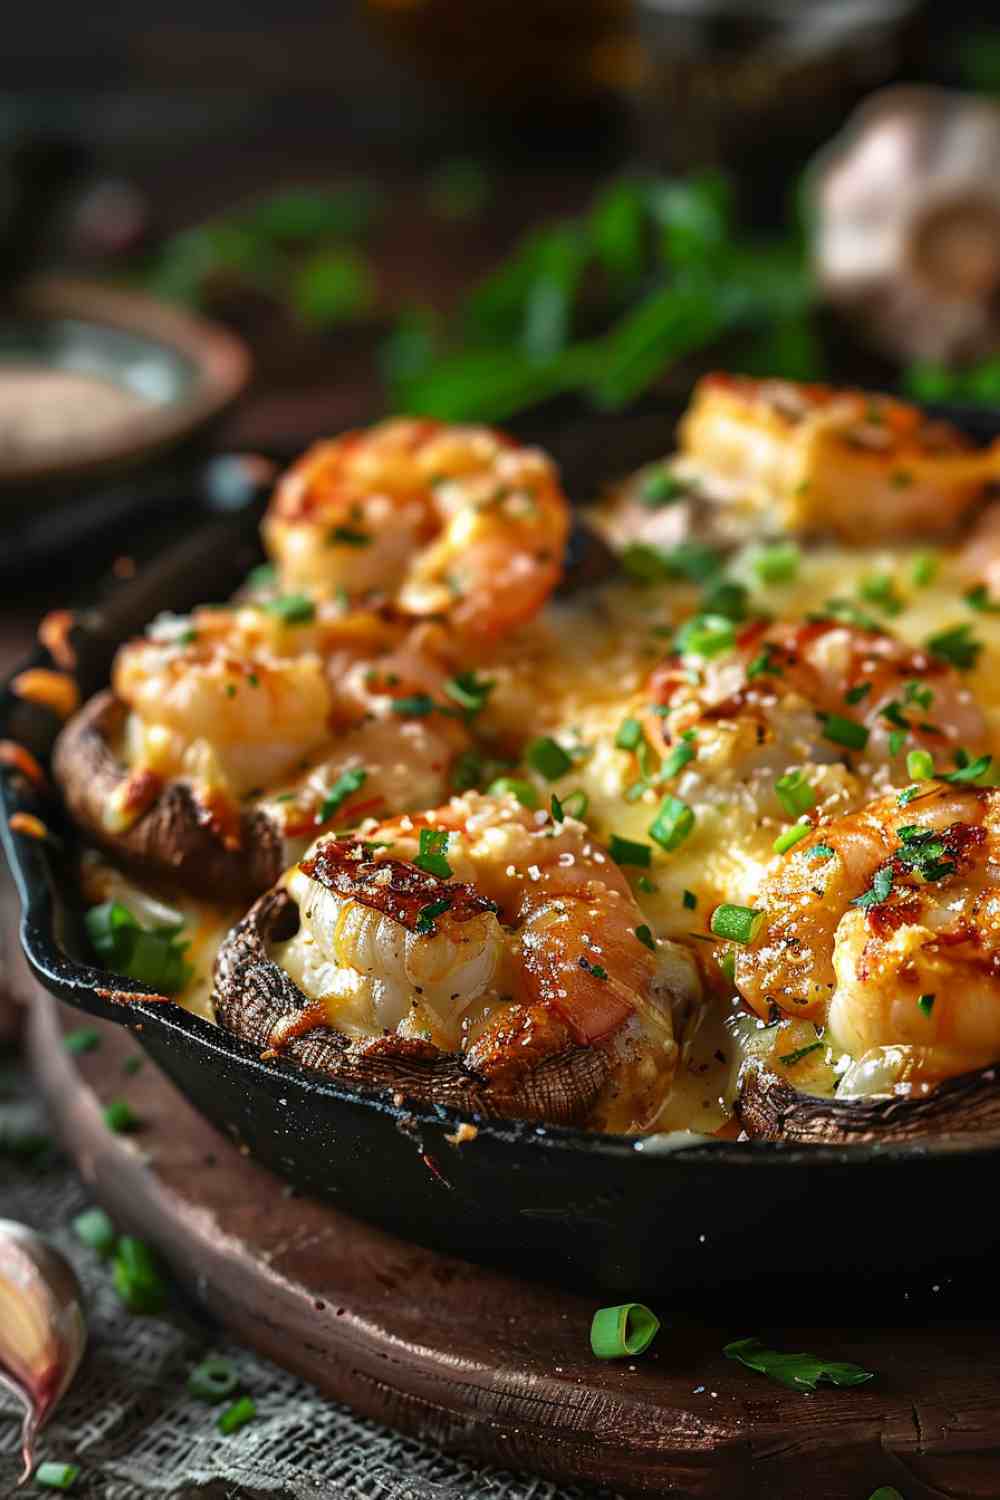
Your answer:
648,617 -> 990,817
677,373 -> 1000,542
273,792 -> 701,1131
262,418 -> 570,639
734,784 -> 1000,1088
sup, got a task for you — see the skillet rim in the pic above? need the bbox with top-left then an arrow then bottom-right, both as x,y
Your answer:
6,393 -> 1000,1169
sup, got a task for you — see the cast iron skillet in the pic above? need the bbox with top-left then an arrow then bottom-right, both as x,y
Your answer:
5,402 -> 1000,1298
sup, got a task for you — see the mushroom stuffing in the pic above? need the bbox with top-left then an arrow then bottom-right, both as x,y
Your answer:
53,384 -> 1000,1139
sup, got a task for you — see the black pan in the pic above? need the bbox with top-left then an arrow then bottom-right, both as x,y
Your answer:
5,402 -> 1000,1300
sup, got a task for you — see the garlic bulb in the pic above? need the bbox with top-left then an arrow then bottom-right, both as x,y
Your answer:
0,1220 -> 87,1482
811,85 -> 1000,364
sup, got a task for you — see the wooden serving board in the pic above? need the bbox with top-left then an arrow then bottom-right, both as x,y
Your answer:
24,984 -> 1000,1500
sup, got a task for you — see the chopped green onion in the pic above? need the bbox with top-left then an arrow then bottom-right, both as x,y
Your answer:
550,793 -> 565,823
821,714 -> 870,751
911,552 -> 938,588
700,579 -> 749,622
844,683 -> 870,705
747,643 -> 783,680
444,670 -> 495,716
773,822 -> 811,855
917,993 -> 935,1016
682,889 -> 697,909
723,1337 -> 874,1391
858,573 -> 903,616
327,525 -> 371,546
188,1357 -> 240,1402
246,562 -> 277,591
562,788 -> 589,820
639,466 -> 686,508
63,1027 -> 101,1055
710,904 -> 765,944
717,948 -> 736,983
525,736 -> 572,780
660,742 -> 695,780
85,902 -> 192,995
751,542 -> 799,585
942,753 -> 992,784
774,770 -> 815,819
614,717 -> 644,751
674,613 -> 735,659
868,1490 -> 905,1500
316,767 -> 367,824
590,1302 -> 660,1359
778,1039 -> 823,1066
264,594 -> 315,625
217,1396 -> 257,1435
906,749 -> 935,781
487,776 -> 538,808
72,1207 -> 116,1256
414,827 -> 452,878
390,693 -> 437,716
925,622 -> 983,670
649,795 -> 695,851
634,924 -> 656,952
112,1236 -> 167,1314
34,1463 -> 80,1491
608,834 -> 652,868
103,1100 -> 139,1134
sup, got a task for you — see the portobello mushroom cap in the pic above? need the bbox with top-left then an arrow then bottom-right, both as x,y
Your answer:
53,689 -> 283,903
737,1057 -> 1000,1147
213,881 -> 614,1125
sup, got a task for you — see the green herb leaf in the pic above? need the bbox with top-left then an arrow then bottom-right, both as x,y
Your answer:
414,827 -> 452,878
416,896 -> 453,935
778,1039 -> 824,1066
391,693 -> 437,717
86,903 -> 192,995
444,670 -> 495,716
638,465 -> 687,509
291,247 -> 377,327
327,525 -> 371,547
926,623 -> 983,671
850,865 -> 894,910
316,767 -> 367,824
264,594 -> 316,625
634,924 -> 656,952
723,1337 -> 875,1391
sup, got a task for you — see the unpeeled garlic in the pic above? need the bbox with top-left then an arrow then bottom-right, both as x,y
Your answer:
0,1219 -> 87,1482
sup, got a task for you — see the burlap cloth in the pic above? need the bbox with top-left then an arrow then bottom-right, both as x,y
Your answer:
1,1050 -> 620,1500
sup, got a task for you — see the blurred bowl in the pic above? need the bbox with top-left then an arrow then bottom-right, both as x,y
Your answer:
0,277 -> 250,493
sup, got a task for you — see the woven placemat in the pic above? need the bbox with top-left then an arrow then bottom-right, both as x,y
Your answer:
1,1048 -> 620,1500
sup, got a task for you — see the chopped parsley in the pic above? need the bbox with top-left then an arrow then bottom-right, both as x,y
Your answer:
858,573 -> 903,616
416,896 -> 452,934
911,551 -> 938,587
700,579 -> 749,622
893,825 -> 956,883
844,683 -> 870,705
634,924 -> 656,952
414,828 -> 452,878
917,993 -> 935,1016
682,888 -> 697,909
774,770 -> 815,819
850,865 -> 894,909
942,753 -> 992,784
965,584 -> 1000,613
86,902 -> 192,994
810,844 -> 835,861
316,767 -> 367,823
578,956 -> 608,980
925,622 -> 983,670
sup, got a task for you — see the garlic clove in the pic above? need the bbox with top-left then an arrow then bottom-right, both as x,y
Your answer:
0,1219 -> 87,1484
